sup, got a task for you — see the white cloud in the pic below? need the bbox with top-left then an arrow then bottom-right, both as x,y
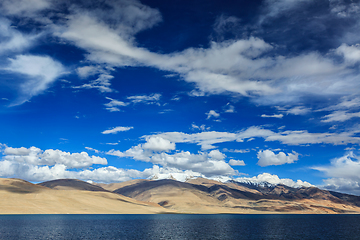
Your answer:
191,124 -> 210,131
103,94 -> 161,112
2,146 -> 107,169
259,0 -> 312,23
104,97 -> 129,112
2,0 -> 360,108
318,97 -> 360,112
4,54 -> 66,105
336,43 -> 360,65
229,159 -> 246,166
52,2 -> 360,107
264,128 -> 360,146
76,65 -> 100,78
0,0 -> 51,16
223,148 -> 250,153
102,126 -> 133,134
149,131 -> 240,150
0,159 -> 160,183
0,18 -> 36,54
224,103 -> 235,113
106,142 -> 119,146
127,93 -> 161,104
85,147 -> 100,153
108,146 -> 236,177
261,113 -> 283,118
321,110 -> 360,122
149,165 -> 204,182
73,73 -> 114,93
277,106 -> 311,115
321,178 -> 360,195
313,152 -> 360,180
312,152 -> 360,195
206,110 -> 220,119
143,136 -> 175,152
257,149 -> 299,167
4,147 -> 31,156
234,173 -> 313,188
147,126 -> 360,151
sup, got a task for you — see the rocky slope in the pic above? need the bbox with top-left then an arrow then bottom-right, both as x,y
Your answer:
1,177 -> 360,214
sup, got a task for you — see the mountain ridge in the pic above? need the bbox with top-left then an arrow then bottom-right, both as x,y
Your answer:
1,177 -> 360,214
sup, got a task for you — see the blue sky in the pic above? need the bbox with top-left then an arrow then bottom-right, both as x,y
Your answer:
1,0 -> 360,194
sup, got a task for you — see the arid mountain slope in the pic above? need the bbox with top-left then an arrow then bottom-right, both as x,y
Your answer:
113,178 -> 360,214
96,179 -> 149,192
0,178 -> 172,214
38,179 -> 107,192
2,177 -> 360,214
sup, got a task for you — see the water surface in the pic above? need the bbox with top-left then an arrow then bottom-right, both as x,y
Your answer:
0,214 -> 359,239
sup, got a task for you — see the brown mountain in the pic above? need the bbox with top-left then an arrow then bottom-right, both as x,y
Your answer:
2,177 -> 360,214
112,178 -> 360,214
0,178 -> 173,214
38,179 -> 107,192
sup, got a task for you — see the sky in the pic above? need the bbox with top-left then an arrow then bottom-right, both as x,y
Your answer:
1,0 -> 360,195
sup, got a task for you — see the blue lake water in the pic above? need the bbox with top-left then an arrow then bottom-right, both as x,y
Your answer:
0,214 -> 360,239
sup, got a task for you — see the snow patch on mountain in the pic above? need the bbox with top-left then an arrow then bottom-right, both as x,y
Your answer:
233,173 -> 314,188
148,171 -> 314,188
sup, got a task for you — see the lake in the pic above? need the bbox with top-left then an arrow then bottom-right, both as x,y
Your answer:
0,214 -> 359,239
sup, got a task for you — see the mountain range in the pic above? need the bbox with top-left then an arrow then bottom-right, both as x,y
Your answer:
1,177 -> 360,214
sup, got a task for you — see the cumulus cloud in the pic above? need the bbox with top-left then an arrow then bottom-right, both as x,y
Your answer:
229,159 -> 246,166
102,126 -> 133,134
313,152 -> 360,180
234,173 -> 313,188
143,136 -> 175,152
321,178 -> 360,195
0,144 -> 169,183
312,152 -> 360,195
3,146 -> 107,169
107,146 -> 236,177
336,43 -> 360,65
0,158 -> 160,183
4,54 -> 66,105
257,149 -> 299,167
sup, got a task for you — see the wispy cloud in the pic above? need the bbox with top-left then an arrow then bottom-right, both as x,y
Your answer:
102,126 -> 133,134
104,97 -> 129,112
261,113 -> 284,118
127,93 -> 161,105
4,54 -> 66,106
